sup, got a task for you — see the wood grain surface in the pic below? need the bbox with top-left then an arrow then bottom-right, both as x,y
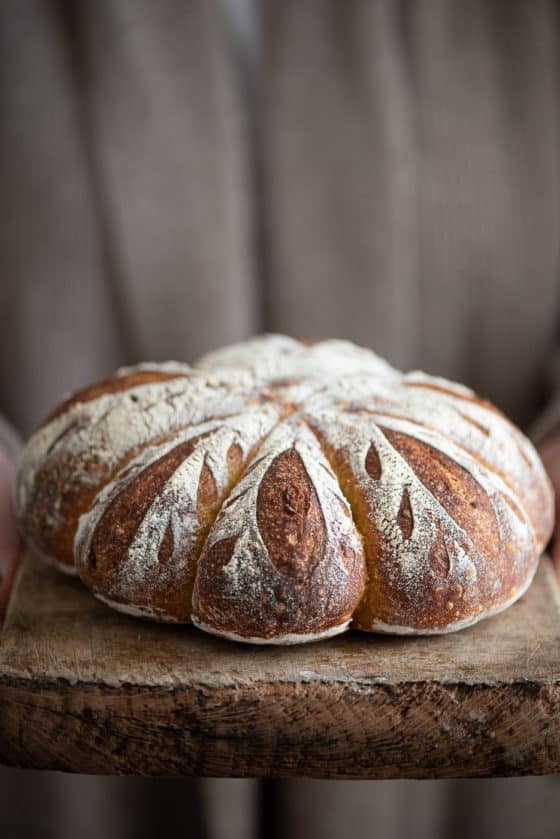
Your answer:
1,552 -> 560,778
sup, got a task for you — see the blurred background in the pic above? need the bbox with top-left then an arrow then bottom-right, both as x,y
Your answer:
1,1 -> 560,837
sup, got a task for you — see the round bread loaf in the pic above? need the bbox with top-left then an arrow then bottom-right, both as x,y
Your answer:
15,335 -> 554,643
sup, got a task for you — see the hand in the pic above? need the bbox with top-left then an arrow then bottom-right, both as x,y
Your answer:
0,447 -> 20,626
538,432 -> 560,584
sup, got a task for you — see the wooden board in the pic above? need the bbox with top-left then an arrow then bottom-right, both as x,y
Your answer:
1,552 -> 560,779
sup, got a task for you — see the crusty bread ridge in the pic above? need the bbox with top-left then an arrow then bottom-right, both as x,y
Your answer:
15,335 -> 554,643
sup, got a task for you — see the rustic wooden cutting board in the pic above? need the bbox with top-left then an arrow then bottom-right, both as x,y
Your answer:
1,552 -> 560,779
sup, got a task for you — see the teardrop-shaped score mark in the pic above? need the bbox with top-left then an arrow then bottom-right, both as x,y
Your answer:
397,487 -> 414,540
197,457 -> 219,518
365,442 -> 383,481
428,530 -> 451,578
256,448 -> 326,579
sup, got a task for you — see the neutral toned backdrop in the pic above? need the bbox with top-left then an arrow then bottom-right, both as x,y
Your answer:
1,1 -> 560,838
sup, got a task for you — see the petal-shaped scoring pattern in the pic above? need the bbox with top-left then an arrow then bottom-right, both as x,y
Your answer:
75,407 -> 280,622
191,418 -> 366,643
15,334 -> 554,642
306,410 -> 539,633
15,369 -> 268,572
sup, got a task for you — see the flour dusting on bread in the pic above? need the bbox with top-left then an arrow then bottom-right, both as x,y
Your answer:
15,334 -> 554,641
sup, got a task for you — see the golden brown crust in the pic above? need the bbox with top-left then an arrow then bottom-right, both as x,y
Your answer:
80,436 -> 206,621
21,442 -> 116,571
78,428 -> 250,624
307,414 -> 547,634
44,370 -> 190,425
380,428 -> 502,558
192,445 -> 366,640
19,370 -> 191,571
15,337 -> 555,641
16,368 -> 254,575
